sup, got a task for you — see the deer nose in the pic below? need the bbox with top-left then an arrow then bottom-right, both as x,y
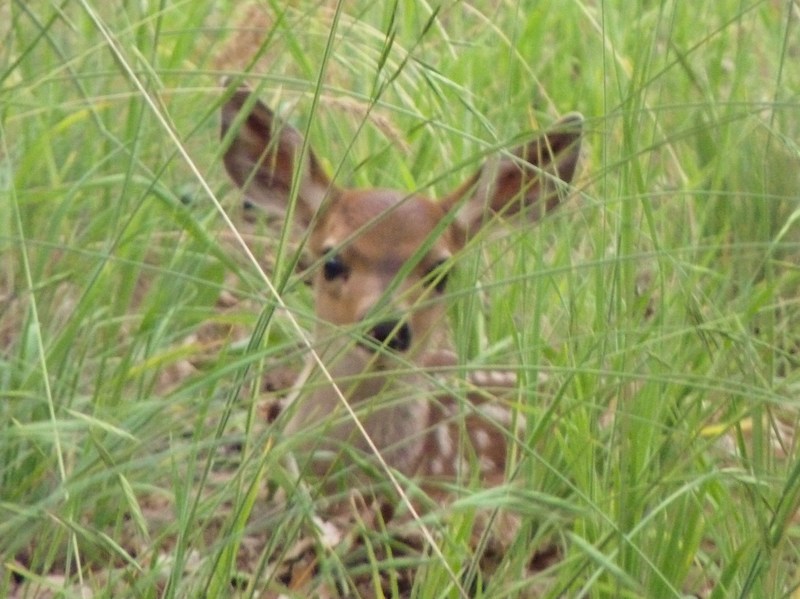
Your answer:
368,320 -> 412,352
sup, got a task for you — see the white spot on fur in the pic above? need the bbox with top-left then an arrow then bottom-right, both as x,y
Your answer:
435,423 -> 454,457
480,455 -> 497,474
469,370 -> 517,388
478,404 -> 514,427
473,428 -> 491,450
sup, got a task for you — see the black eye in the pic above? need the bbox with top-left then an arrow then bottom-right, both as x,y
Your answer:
425,259 -> 450,293
323,253 -> 349,281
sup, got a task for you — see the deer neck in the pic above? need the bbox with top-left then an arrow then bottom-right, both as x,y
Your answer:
283,336 -> 438,477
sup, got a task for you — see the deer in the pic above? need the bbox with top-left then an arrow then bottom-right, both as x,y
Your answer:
220,86 -> 583,495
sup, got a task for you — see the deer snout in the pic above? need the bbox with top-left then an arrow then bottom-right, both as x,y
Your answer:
367,319 -> 412,352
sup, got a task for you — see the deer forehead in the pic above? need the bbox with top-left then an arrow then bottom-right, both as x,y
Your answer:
311,189 -> 458,268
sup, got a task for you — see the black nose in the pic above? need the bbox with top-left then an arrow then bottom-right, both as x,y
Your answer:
369,320 -> 412,352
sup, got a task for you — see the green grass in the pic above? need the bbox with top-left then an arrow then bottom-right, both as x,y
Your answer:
2,0 -> 800,597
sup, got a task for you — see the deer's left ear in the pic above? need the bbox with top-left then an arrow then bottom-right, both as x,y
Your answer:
444,113 -> 583,238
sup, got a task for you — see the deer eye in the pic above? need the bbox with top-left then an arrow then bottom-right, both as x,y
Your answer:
425,259 -> 450,293
322,252 -> 349,282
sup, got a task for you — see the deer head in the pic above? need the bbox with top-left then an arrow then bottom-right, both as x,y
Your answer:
221,87 -> 582,480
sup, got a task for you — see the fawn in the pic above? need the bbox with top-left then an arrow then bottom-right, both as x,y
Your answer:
221,87 -> 582,488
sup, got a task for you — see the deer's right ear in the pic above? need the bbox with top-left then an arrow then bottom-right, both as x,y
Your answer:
221,88 -> 333,226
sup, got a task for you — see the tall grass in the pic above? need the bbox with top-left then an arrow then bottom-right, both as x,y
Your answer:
2,0 -> 799,597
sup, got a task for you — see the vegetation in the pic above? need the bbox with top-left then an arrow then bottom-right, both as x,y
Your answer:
2,0 -> 799,597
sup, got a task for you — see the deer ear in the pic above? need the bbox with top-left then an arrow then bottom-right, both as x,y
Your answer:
444,113 -> 583,238
221,87 -> 333,226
